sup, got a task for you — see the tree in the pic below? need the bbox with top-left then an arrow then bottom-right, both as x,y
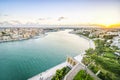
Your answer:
85,48 -> 95,55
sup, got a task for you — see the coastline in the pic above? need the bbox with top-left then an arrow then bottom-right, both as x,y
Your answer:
78,34 -> 95,49
28,62 -> 68,80
69,30 -> 95,49
74,34 -> 95,63
0,33 -> 47,44
28,33 -> 95,80
0,29 -> 60,44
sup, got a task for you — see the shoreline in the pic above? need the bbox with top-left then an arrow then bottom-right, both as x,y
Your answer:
69,30 -> 95,49
0,33 -> 47,44
28,33 -> 95,80
74,34 -> 95,63
0,29 -> 60,44
28,62 -> 68,80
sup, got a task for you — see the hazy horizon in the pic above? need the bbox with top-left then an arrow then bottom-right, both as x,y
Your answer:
0,0 -> 120,27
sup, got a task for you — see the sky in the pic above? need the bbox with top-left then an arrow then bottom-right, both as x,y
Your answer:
0,0 -> 120,27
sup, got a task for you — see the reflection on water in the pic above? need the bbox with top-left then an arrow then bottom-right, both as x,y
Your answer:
0,29 -> 89,80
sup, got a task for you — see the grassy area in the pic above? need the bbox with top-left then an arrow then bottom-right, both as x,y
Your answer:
103,52 -> 116,59
73,70 -> 94,80
93,56 -> 120,76
82,39 -> 120,80
88,64 -> 99,73
51,66 -> 71,80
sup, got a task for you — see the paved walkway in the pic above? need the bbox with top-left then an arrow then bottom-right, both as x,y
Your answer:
28,62 -> 68,80
64,63 -> 101,80
28,53 -> 85,80
64,63 -> 84,80
28,35 -> 96,80
28,52 -> 100,80
64,55 -> 101,80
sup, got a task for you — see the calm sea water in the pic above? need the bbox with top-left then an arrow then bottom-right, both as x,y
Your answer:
0,29 -> 90,80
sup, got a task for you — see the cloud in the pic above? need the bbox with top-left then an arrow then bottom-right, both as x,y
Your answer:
0,21 -> 13,27
0,14 -> 9,16
38,18 -> 45,20
11,20 -> 21,24
57,16 -> 66,21
3,14 -> 9,17
0,20 -> 22,27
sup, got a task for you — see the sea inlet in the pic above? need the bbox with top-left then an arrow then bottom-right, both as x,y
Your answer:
0,29 -> 90,80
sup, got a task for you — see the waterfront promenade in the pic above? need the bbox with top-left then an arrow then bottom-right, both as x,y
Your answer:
64,62 -> 101,80
28,62 -> 68,80
28,35 -> 95,80
28,55 -> 83,80
63,36 -> 101,80
28,52 -> 98,80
